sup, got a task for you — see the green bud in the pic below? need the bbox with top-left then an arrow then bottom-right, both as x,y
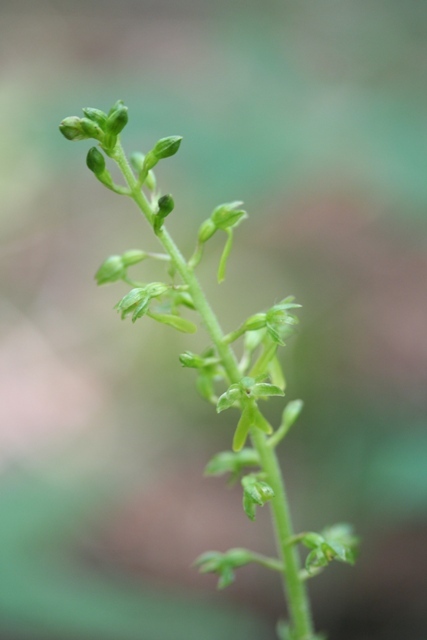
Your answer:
154,195 -> 175,233
80,118 -> 104,140
108,99 -> 125,117
95,255 -> 125,285
211,201 -> 247,230
157,194 -> 174,218
82,108 -> 108,128
106,104 -> 128,135
198,219 -> 216,243
86,147 -> 106,176
152,135 -> 183,160
179,351 -> 205,368
59,116 -> 87,141
121,250 -> 147,266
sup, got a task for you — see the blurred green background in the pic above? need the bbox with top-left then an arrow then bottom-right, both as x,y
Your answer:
1,1 -> 427,638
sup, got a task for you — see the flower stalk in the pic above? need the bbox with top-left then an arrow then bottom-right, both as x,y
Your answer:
59,102 -> 358,640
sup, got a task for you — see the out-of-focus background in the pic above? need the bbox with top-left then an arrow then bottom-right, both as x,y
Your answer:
1,1 -> 427,638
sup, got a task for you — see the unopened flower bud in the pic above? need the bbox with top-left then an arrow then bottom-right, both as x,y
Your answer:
86,147 -> 106,176
80,118 -> 104,140
157,194 -> 174,218
106,105 -> 128,135
152,136 -> 182,160
82,108 -> 108,128
59,116 -> 87,141
154,194 -> 175,233
95,255 -> 125,285
179,351 -> 204,368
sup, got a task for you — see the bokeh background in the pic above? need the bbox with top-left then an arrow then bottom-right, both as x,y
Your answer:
1,1 -> 427,638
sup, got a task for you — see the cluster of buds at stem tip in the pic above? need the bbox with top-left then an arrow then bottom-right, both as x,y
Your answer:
59,100 -> 129,154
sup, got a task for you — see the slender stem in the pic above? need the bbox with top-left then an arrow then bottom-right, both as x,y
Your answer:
113,141 -> 314,639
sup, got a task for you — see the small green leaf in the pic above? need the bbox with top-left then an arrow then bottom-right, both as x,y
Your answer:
217,229 -> 234,283
148,312 -> 197,333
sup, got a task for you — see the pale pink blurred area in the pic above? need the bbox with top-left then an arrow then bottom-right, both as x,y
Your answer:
0,309 -> 104,464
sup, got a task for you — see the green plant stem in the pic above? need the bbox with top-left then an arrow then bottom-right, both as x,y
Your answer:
113,141 -> 314,639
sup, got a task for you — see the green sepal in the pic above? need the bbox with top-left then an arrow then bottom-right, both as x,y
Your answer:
204,448 -> 260,479
148,312 -> 197,334
217,229 -> 233,283
232,406 -> 256,452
